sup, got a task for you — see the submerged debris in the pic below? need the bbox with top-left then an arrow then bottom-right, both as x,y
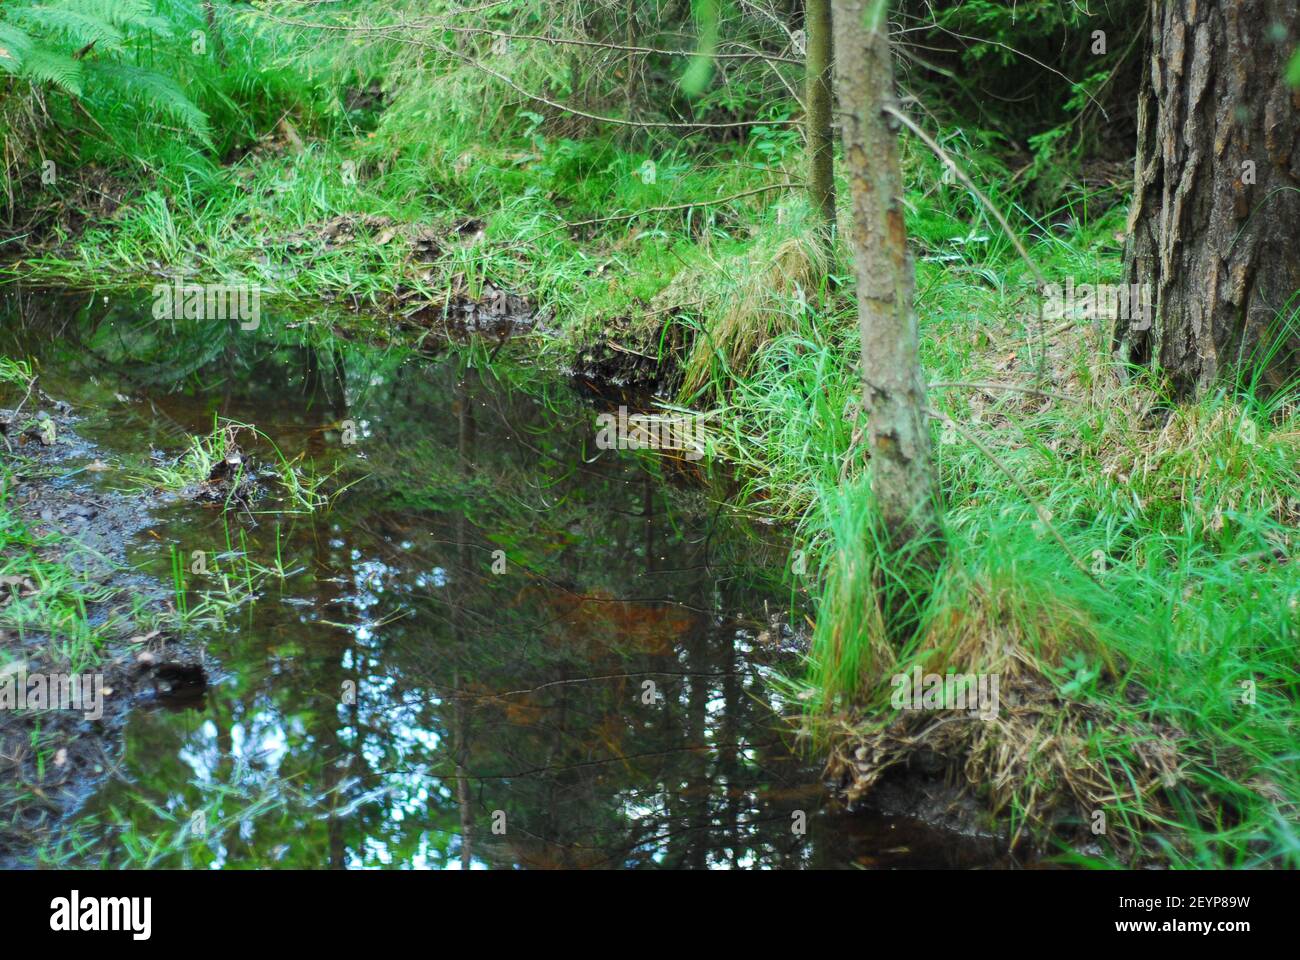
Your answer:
400,281 -> 536,341
182,443 -> 263,506
138,658 -> 209,706
0,389 -> 210,866
571,313 -> 681,391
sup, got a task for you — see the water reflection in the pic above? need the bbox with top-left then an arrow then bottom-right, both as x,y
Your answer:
1,291 -> 1005,869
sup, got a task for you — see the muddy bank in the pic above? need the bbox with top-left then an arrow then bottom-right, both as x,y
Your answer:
0,388 -> 209,867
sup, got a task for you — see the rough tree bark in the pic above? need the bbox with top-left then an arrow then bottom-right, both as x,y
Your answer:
806,0 -> 836,231
832,0 -> 940,548
1118,0 -> 1300,396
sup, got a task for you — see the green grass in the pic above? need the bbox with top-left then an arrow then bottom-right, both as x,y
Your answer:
1,362 -> 115,673
1,3 -> 1295,868
0,364 -> 318,864
0,468 -> 118,673
37,777 -> 303,869
134,415 -> 331,515
710,192 -> 1300,865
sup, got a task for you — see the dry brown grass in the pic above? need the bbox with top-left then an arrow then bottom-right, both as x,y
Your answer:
678,233 -> 830,395
819,565 -> 1192,853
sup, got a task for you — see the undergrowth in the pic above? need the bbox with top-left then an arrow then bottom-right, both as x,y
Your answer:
0,1 -> 1292,869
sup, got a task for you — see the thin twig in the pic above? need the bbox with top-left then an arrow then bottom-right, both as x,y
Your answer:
256,10 -> 800,129
257,8 -> 801,63
926,25 -> 1109,121
435,24 -> 802,65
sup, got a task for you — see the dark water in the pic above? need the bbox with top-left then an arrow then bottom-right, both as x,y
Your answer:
1,290 -> 1005,868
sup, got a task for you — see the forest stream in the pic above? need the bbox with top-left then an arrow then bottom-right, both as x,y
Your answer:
1,290 -> 1010,869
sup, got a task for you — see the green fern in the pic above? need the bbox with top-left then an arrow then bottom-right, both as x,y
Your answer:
9,6 -> 126,54
62,0 -> 175,38
17,45 -> 83,95
0,24 -> 37,71
88,61 -> 212,143
0,0 -> 209,145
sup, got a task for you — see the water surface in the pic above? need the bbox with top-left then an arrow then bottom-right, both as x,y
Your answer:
2,290 -> 1005,869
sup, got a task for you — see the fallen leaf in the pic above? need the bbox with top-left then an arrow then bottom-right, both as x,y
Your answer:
0,575 -> 37,597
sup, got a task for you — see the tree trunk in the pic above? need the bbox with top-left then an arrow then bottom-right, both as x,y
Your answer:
1118,0 -> 1300,396
806,0 -> 836,231
832,0 -> 940,548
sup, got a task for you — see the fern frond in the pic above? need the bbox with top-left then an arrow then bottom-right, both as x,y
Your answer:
0,24 -> 36,73
69,0 -> 174,38
0,2 -> 212,152
88,61 -> 212,144
19,46 -> 83,95
10,6 -> 125,54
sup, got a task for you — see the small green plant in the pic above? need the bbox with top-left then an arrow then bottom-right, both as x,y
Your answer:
136,416 -> 330,515
0,357 -> 34,388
